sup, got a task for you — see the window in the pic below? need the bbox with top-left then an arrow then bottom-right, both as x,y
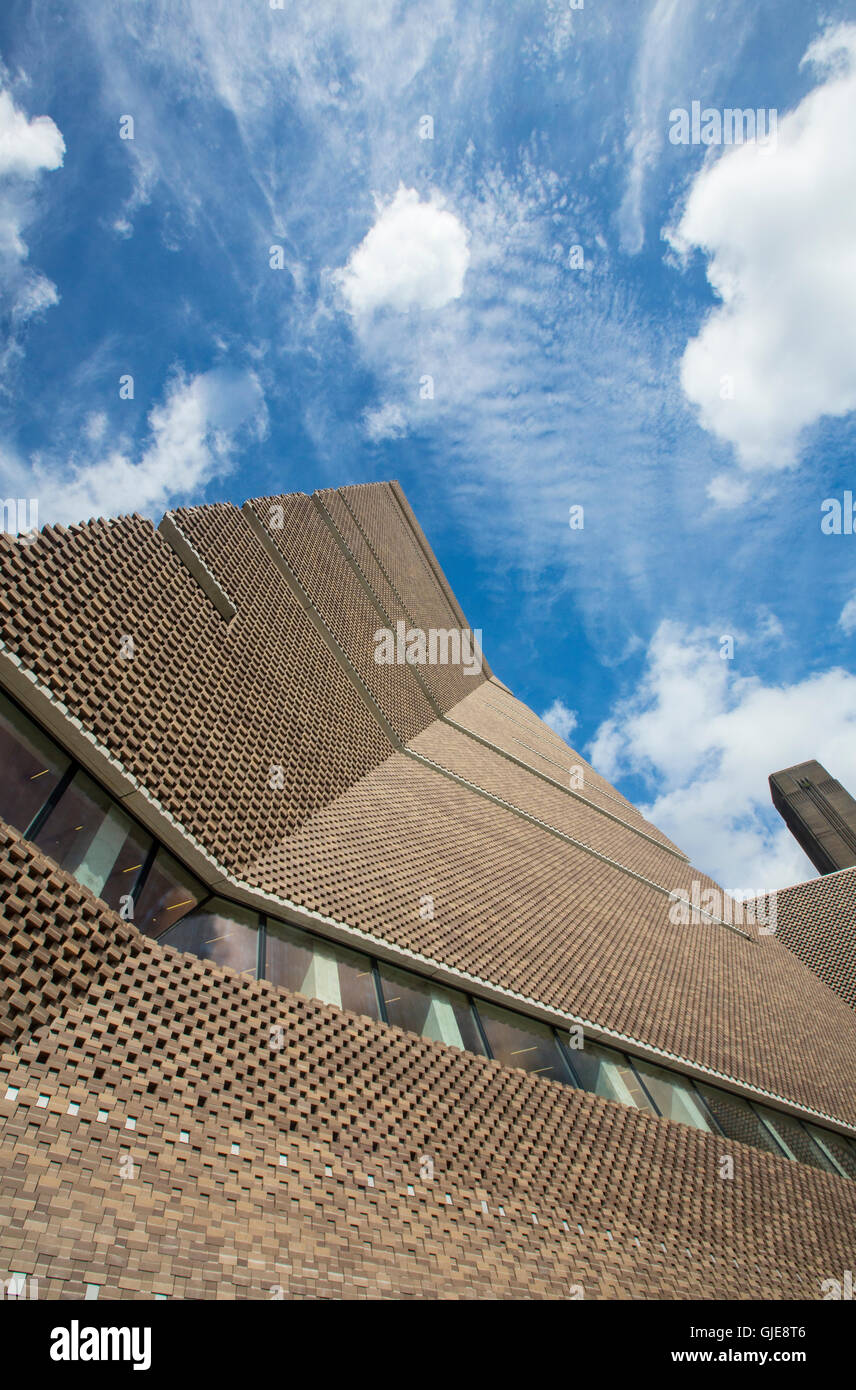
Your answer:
804,1124 -> 856,1180
265,919 -> 380,1019
564,1038 -> 656,1112
0,692 -> 70,834
378,964 -> 483,1053
32,768 -> 152,912
132,849 -> 204,938
754,1105 -> 841,1174
630,1058 -> 714,1131
477,1002 -> 569,1082
694,1084 -> 786,1156
0,686 -> 850,1182
160,898 -> 259,977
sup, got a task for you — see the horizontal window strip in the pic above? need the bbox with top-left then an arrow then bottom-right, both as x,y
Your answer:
2,682 -> 855,1180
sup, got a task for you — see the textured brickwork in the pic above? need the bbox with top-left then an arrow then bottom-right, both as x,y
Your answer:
3,484 -> 856,1124
0,506 -> 391,872
747,869 -> 856,1011
1,827 -> 854,1300
248,754 -> 856,1124
0,824 -> 140,1051
246,491 -> 438,741
448,683 -> 686,855
2,480 -> 856,1299
337,482 -> 481,714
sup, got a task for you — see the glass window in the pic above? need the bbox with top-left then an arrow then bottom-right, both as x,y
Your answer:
0,691 -> 71,834
265,919 -> 380,1020
804,1124 -> 856,1180
477,1002 -> 568,1082
754,1105 -> 840,1173
132,848 -> 204,939
694,1083 -> 786,1155
32,768 -> 152,912
378,964 -> 483,1053
565,1038 -> 656,1111
159,898 -> 259,977
631,1059 -> 714,1131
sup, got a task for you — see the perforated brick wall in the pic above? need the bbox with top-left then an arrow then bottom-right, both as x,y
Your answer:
748,869 -> 856,1010
1,824 -> 854,1300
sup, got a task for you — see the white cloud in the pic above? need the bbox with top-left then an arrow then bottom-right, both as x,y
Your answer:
0,86 -> 65,344
618,0 -> 691,255
706,471 -> 750,509
839,594 -> 856,636
2,366 -> 267,528
668,23 -> 856,470
363,401 -> 407,442
540,698 -> 578,742
0,89 -> 64,178
589,620 -> 856,890
336,185 -> 470,319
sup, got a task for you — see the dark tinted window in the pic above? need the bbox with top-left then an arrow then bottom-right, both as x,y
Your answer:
133,848 -> 204,938
378,964 -> 483,1052
0,692 -> 70,834
161,898 -> 259,977
33,768 -> 152,912
266,919 -> 379,1019
755,1105 -> 840,1173
694,1084 -> 786,1155
478,1002 -> 567,1082
804,1124 -> 856,1179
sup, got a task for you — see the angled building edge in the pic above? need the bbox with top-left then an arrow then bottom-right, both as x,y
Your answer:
0,480 -> 855,1300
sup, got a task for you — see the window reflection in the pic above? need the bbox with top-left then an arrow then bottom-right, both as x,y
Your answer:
160,898 -> 259,977
566,1039 -> 656,1112
33,768 -> 152,912
805,1125 -> 856,1180
694,1084 -> 787,1156
266,919 -> 380,1019
478,1002 -> 568,1081
0,692 -> 71,835
132,848 -> 204,938
631,1058 -> 713,1131
754,1104 -> 840,1173
378,964 -> 483,1052
0,682 -> 850,1182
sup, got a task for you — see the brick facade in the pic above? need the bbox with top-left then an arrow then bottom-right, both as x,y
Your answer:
1,480 -> 854,1299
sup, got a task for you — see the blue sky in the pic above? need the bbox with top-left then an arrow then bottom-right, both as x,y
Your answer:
1,0 -> 856,891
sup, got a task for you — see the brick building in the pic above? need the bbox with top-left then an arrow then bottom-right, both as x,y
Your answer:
1,480 -> 854,1300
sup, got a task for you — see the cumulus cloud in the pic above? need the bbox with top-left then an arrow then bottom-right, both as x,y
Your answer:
589,620 -> 856,890
0,89 -> 64,178
540,697 -> 578,742
336,185 -> 470,319
363,401 -> 407,442
2,366 -> 267,528
668,23 -> 856,471
0,86 -> 65,341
